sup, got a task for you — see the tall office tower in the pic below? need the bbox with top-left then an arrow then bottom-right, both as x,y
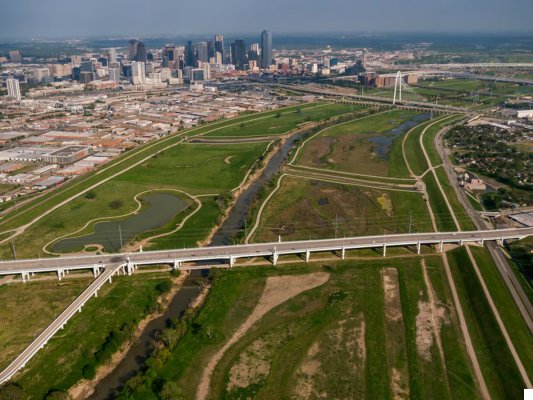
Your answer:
207,40 -> 215,60
187,40 -> 196,67
197,42 -> 208,63
6,79 -> 21,100
261,30 -> 272,69
215,35 -> 224,62
79,71 -> 93,84
230,43 -> 236,65
108,48 -> 117,63
72,66 -> 81,81
71,55 -> 83,65
202,63 -> 210,80
129,39 -> 138,60
98,57 -> 108,67
108,68 -> 120,82
9,51 -> 22,62
363,49 -> 367,68
35,68 -> 50,81
183,66 -> 193,79
191,68 -> 205,82
215,52 -> 222,64
235,38 -> 246,70
131,61 -> 146,85
122,64 -> 132,77
147,52 -> 154,61
162,56 -> 169,68
136,42 -> 147,63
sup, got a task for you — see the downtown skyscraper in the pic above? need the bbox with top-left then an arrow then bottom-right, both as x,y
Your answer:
261,30 -> 272,69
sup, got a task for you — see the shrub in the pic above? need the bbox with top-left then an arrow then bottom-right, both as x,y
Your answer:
45,390 -> 70,400
0,382 -> 23,400
156,279 -> 173,295
82,363 -> 97,380
84,191 -> 96,200
109,199 -> 123,209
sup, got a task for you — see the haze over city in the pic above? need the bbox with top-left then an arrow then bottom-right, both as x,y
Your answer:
1,0 -> 533,38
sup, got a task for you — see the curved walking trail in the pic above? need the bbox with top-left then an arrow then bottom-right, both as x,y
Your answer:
0,102 -> 332,246
196,272 -> 330,400
415,115 -> 533,393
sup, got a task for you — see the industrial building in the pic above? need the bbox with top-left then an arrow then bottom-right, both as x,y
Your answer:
42,146 -> 93,164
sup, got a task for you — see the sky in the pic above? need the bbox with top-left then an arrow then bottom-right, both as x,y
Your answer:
1,0 -> 532,39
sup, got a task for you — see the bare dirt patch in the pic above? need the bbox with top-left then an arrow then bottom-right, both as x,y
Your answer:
415,301 -> 434,362
383,268 -> 403,322
224,156 -> 235,164
196,272 -> 330,400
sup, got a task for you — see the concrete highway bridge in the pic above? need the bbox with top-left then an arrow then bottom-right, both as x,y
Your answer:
0,227 -> 530,384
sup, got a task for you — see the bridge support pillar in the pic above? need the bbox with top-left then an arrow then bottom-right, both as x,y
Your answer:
480,239 -> 484,247
341,247 -> 345,260
305,249 -> 310,262
108,276 -> 112,284
57,270 -> 62,281
440,241 -> 443,253
94,290 -> 98,298
229,256 -> 235,268
127,262 -> 132,276
383,244 -> 386,257
60,324 -> 64,330
140,245 -> 143,252
460,240 -> 464,246
21,272 -> 27,283
417,242 -> 421,254
78,307 -> 82,313
32,272 -> 35,276
273,252 -> 279,266
500,237 -> 504,246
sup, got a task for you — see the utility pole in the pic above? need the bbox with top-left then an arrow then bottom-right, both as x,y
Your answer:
119,225 -> 123,252
245,220 -> 247,241
10,229 -> 16,261
335,214 -> 338,239
409,210 -> 413,234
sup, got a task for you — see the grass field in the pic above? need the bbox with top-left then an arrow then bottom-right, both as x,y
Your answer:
469,246 -> 533,383
7,272 -> 173,399
124,256 -> 475,400
0,142 -> 268,259
0,279 -> 89,371
447,246 -> 526,399
422,173 -> 456,232
250,175 -> 432,243
295,110 -> 423,179
203,103 -> 366,137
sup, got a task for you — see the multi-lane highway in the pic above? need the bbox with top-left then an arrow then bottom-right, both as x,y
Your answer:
0,228 -> 531,279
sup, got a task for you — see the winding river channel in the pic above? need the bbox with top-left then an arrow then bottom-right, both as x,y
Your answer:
88,113 -> 433,398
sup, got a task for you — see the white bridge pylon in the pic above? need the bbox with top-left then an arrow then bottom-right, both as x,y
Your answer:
393,71 -> 402,105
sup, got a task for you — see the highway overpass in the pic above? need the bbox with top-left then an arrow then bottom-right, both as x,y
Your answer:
0,227 -> 531,384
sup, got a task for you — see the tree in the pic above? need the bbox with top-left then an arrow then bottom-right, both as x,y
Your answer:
84,190 -> 96,200
0,382 -> 23,400
109,199 -> 123,210
159,328 -> 179,349
82,363 -> 97,380
239,123 -> 245,128
275,112 -> 282,118
159,382 -> 185,400
45,391 -> 70,400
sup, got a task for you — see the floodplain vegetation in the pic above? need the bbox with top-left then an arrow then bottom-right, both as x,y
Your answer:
113,257 -> 478,400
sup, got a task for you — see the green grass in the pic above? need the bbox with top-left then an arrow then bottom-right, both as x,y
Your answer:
203,103 -> 366,137
0,280 -> 88,371
434,168 -> 477,231
422,173 -> 457,232
424,256 -> 479,400
447,246 -> 525,399
469,246 -> 533,383
13,272 -> 173,399
128,257 -> 474,399
466,192 -> 484,212
117,142 -> 269,195
404,118 -> 445,176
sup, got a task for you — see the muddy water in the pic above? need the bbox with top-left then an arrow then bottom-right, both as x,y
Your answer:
88,271 -> 205,400
367,114 -> 431,159
53,194 -> 187,252
209,131 -> 306,246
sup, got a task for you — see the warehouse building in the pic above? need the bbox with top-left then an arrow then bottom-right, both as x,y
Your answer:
42,146 -> 93,164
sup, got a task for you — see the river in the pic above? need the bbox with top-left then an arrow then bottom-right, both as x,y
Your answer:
88,271 -> 204,399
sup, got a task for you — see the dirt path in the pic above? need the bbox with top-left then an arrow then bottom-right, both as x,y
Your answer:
196,272 -> 330,400
224,156 -> 235,164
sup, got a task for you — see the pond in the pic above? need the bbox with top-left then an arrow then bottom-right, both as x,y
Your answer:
52,193 -> 188,252
367,114 -> 431,159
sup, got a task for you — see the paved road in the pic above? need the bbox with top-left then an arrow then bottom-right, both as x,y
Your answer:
0,228 -> 531,276
0,264 -> 120,384
435,126 -> 533,335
